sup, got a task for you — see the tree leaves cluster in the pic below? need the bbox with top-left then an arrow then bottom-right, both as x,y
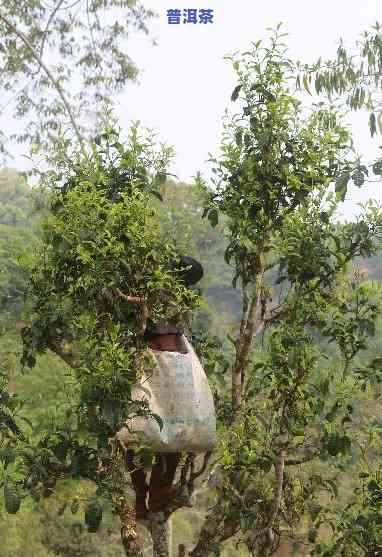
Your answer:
0,0 -> 155,167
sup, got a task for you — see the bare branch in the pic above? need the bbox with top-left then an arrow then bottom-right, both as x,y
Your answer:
189,496 -> 240,557
190,451 -> 212,483
114,289 -> 148,334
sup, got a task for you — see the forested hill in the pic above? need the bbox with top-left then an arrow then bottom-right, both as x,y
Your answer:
357,253 -> 382,281
0,169 -> 40,327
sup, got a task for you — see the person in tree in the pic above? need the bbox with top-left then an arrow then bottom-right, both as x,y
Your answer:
123,255 -> 204,518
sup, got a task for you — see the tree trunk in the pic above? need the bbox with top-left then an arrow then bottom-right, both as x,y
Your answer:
188,499 -> 238,557
189,518 -> 238,557
245,451 -> 285,556
231,267 -> 264,421
150,511 -> 172,557
122,537 -> 145,557
118,503 -> 145,557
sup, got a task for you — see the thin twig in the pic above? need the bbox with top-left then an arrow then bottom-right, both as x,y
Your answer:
285,451 -> 319,466
38,0 -> 67,62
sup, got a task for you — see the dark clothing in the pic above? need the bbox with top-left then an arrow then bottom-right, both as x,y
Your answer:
125,450 -> 181,515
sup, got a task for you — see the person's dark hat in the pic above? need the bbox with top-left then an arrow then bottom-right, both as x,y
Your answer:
175,256 -> 204,287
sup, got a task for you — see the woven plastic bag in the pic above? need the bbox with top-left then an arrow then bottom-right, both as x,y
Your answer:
117,336 -> 217,452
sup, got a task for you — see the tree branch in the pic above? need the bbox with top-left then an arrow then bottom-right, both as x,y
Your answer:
246,451 -> 285,549
114,289 -> 146,303
46,337 -> 81,369
119,503 -> 145,557
188,495 -> 240,557
39,0 -> 67,62
0,10 -> 86,157
190,451 -> 212,483
231,264 -> 264,421
285,450 -> 319,466
113,289 -> 148,335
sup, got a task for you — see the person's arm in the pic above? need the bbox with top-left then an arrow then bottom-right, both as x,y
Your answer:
114,288 -> 148,335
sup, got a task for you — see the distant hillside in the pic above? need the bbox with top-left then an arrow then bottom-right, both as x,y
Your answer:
356,253 -> 382,281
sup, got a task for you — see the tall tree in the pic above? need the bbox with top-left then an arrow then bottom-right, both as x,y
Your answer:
186,27 -> 382,556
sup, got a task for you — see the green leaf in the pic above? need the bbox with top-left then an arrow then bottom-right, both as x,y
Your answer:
325,400 -> 340,422
71,499 -> 80,514
231,84 -> 242,102
235,129 -> 243,146
378,111 -> 382,135
309,503 -> 322,521
256,457 -> 272,473
352,169 -> 365,187
214,373 -> 226,390
4,483 -> 21,514
85,500 -> 102,532
372,159 -> 382,175
0,448 -> 15,467
319,211 -> 330,223
303,75 -> 312,96
326,433 -> 351,456
111,142 -> 125,154
308,527 -> 318,543
318,378 -> 330,396
369,112 -> 377,137
335,172 -> 350,201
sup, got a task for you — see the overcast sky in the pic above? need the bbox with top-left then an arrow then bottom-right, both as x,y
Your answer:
4,0 -> 382,220
114,0 -> 382,220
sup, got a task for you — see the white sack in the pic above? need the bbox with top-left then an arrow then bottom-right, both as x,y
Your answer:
118,336 -> 216,452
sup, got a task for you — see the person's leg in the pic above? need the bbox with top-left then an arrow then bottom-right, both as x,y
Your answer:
125,449 -> 148,518
148,452 -> 181,512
